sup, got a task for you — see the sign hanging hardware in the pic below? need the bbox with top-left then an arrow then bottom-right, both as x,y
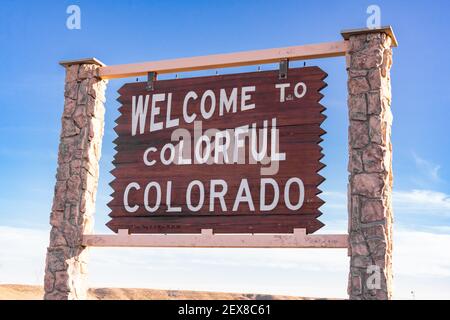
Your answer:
279,59 -> 289,80
146,71 -> 157,91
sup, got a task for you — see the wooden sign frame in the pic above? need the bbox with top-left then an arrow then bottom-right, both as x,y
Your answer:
48,26 -> 397,300
81,42 -> 350,248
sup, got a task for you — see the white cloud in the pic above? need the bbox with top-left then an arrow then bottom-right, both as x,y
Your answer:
0,226 -> 48,285
393,189 -> 450,216
412,153 -> 442,185
394,228 -> 450,277
0,225 -> 449,299
427,226 -> 450,234
322,189 -> 450,217
321,191 -> 347,210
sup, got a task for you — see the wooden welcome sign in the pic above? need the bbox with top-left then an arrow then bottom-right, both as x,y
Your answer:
48,29 -> 394,300
107,66 -> 327,234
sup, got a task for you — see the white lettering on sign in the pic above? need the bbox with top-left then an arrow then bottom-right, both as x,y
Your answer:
200,90 -> 216,120
143,147 -> 157,166
124,78 -> 311,215
122,177 -> 305,213
284,177 -> 305,210
233,178 -> 255,212
260,178 -> 279,211
123,182 -> 140,213
131,85 -> 262,134
275,83 -> 290,102
165,93 -> 179,128
150,93 -> 164,132
219,88 -> 237,115
144,181 -> 161,213
294,82 -> 307,98
241,86 -> 256,111
275,82 -> 307,102
166,181 -> 181,212
183,91 -> 198,123
186,180 -> 205,211
131,95 -> 149,136
141,118 -> 286,167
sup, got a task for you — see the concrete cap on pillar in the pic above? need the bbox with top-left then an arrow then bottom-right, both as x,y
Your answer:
341,26 -> 398,47
59,57 -> 106,67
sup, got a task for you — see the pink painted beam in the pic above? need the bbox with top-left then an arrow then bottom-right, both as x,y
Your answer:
98,41 -> 349,79
82,229 -> 348,249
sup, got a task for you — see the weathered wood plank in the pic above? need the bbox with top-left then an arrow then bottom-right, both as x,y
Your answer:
108,67 -> 327,234
83,229 -> 349,249
99,41 -> 347,79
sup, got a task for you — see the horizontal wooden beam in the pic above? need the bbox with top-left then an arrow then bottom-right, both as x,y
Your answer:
82,229 -> 349,249
98,41 -> 349,79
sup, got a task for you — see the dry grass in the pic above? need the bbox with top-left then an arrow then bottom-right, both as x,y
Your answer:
0,284 -> 310,300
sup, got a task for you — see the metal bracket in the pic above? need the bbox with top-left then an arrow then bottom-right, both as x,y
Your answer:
146,71 -> 157,91
279,59 -> 289,80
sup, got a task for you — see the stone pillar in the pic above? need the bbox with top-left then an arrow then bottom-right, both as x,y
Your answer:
342,27 -> 397,300
44,58 -> 108,300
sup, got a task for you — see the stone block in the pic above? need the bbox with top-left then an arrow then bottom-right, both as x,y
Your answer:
348,77 -> 370,95
351,242 -> 369,256
64,81 -> 79,100
56,163 -> 70,181
368,68 -> 383,90
52,180 -> 67,211
66,175 -> 81,203
50,210 -> 64,228
44,271 -> 55,293
349,69 -> 368,78
369,115 -> 385,145
351,49 -> 383,70
348,94 -> 367,120
349,120 -> 369,148
77,79 -> 90,105
367,91 -> 382,115
349,35 -> 366,52
61,118 -> 80,138
65,65 -> 79,83
50,227 -> 68,247
361,199 -> 385,223
349,195 -> 361,231
78,64 -> 97,79
349,273 -> 362,295
362,143 -> 385,173
46,248 -> 68,272
63,99 -> 77,118
349,149 -> 363,173
352,173 -> 384,197
73,106 -> 87,128
54,271 -> 70,293
361,224 -> 385,239
70,159 -> 82,176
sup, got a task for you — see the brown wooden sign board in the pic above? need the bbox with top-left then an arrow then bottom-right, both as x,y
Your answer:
107,66 -> 327,234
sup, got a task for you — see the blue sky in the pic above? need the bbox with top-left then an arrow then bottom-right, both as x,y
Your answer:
0,0 -> 449,299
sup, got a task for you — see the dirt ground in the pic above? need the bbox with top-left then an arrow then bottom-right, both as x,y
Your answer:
0,284 -> 310,300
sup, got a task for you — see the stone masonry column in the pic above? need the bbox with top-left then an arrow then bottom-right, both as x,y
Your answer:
342,27 -> 397,300
44,58 -> 108,300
